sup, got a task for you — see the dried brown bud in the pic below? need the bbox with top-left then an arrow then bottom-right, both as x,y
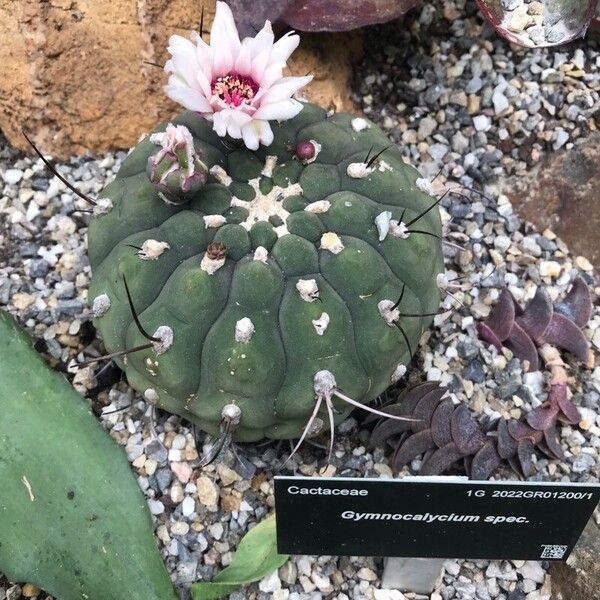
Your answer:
206,242 -> 227,260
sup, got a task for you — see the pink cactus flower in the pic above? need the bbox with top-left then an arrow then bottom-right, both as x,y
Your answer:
164,1 -> 312,150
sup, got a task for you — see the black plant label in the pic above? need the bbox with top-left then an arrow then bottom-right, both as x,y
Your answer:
274,476 -> 599,560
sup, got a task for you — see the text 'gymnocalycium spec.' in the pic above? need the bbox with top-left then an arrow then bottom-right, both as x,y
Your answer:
87,2 -> 444,442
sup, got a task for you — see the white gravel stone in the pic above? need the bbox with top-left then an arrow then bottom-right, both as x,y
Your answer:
181,496 -> 195,517
259,569 -> 282,593
3,168 -> 24,184
351,117 -> 370,132
518,561 -> 545,584
148,499 -> 165,515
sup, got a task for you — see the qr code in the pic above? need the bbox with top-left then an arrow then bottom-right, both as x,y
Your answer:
540,544 -> 568,559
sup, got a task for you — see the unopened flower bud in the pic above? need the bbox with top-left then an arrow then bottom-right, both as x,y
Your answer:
147,124 -> 208,204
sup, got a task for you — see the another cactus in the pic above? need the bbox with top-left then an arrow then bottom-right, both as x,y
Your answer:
87,103 -> 444,441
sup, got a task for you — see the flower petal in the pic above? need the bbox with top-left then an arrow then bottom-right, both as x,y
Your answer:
234,40 -> 253,76
270,31 -> 300,64
247,20 -> 275,59
241,120 -> 273,150
211,1 -> 241,51
170,51 -> 202,89
260,75 -> 313,105
166,35 -> 201,87
213,109 -> 253,140
254,98 -> 304,121
259,121 -> 274,145
250,47 -> 271,83
167,34 -> 195,53
190,31 -> 213,79
211,42 -> 235,78
212,111 -> 229,137
259,62 -> 287,89
241,127 -> 259,150
165,82 -> 212,113
210,1 -> 240,75
164,1 -> 305,142
195,66 -> 213,100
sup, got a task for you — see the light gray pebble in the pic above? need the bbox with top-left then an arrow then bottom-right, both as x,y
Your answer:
552,128 -> 569,150
196,533 -> 208,552
28,259 -> 50,278
148,499 -> 165,515
452,131 -> 470,153
466,76 -> 483,94
418,116 -> 437,140
428,143 -> 449,161
441,586 -> 455,600
55,280 -> 75,299
444,560 -> 461,576
571,453 -> 596,473
565,104 -> 580,121
526,27 -> 546,46
518,561 -> 545,584
176,561 -> 198,583
487,577 -> 500,597
6,586 -> 21,600
56,299 -> 83,316
493,91 -> 509,115
155,468 -> 172,492
146,439 -> 168,463
494,235 -> 512,252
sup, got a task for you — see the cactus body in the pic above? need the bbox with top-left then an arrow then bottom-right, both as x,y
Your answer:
88,103 -> 444,441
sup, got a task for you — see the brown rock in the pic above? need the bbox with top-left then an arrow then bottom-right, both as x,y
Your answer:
22,583 -> 41,598
0,1 -> 359,158
216,462 -> 241,486
220,491 -> 241,512
505,133 -> 600,270
196,475 -> 219,508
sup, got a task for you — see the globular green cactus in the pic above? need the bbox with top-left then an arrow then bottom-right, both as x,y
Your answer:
87,102 -> 444,442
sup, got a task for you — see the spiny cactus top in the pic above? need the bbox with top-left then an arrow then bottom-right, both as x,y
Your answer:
87,103 -> 444,441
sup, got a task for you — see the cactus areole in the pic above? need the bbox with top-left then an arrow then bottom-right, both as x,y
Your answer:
87,103 -> 444,441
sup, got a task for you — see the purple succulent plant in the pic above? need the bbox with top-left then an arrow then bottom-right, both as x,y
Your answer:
370,277 -> 593,480
477,276 -> 592,370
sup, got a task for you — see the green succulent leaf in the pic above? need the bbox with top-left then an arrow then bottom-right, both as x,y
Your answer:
191,514 -> 288,600
0,310 -> 177,600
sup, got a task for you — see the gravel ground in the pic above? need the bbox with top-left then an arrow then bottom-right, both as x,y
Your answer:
1,2 -> 599,599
